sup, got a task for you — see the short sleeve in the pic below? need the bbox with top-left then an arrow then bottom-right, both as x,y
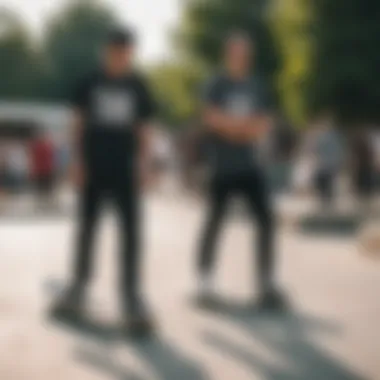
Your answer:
136,76 -> 156,123
202,76 -> 222,106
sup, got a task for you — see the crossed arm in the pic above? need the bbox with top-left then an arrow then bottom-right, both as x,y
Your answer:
203,106 -> 271,143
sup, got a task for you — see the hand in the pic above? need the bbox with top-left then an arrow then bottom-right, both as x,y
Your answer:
235,117 -> 264,142
70,161 -> 85,189
223,122 -> 251,143
139,161 -> 154,192
219,117 -> 256,143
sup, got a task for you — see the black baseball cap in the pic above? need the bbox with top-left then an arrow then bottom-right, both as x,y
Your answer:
106,27 -> 135,47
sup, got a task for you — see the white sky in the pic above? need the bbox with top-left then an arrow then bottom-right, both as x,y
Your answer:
0,0 -> 181,62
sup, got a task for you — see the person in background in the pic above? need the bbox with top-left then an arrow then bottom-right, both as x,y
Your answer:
52,28 -> 156,335
0,142 -> 10,203
55,137 -> 71,186
151,127 -> 172,190
352,130 -> 375,209
179,125 -> 209,196
30,129 -> 55,209
369,127 -> 380,193
6,140 -> 29,195
179,127 -> 196,191
312,122 -> 344,208
196,31 -> 287,309
258,115 -> 296,194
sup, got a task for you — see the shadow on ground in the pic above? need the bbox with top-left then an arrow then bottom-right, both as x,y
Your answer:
75,337 -> 208,380
47,296 -> 367,380
48,313 -> 208,380
198,297 -> 366,380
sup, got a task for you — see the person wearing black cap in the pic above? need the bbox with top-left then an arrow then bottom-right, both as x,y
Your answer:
196,32 -> 287,309
52,28 -> 156,334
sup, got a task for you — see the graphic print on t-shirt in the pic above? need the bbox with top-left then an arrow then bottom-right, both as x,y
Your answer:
204,76 -> 267,172
225,91 -> 255,117
93,87 -> 135,127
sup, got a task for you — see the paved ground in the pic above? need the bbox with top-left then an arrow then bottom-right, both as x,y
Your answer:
0,191 -> 379,380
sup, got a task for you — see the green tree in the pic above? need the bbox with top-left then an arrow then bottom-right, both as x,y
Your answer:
309,0 -> 380,126
44,0 -> 118,100
269,0 -> 312,126
0,9 -> 47,100
148,62 -> 205,127
177,0 -> 282,96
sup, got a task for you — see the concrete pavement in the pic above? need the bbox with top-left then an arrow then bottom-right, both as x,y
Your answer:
0,193 -> 379,380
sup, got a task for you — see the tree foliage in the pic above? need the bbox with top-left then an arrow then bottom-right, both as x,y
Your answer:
44,0 -> 118,100
269,0 -> 312,126
309,0 -> 380,126
177,0 -> 282,95
0,9 -> 47,100
0,0 -> 378,129
148,62 -> 205,127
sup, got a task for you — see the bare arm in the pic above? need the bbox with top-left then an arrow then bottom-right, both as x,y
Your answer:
203,106 -> 247,141
70,108 -> 85,187
71,109 -> 84,160
203,106 -> 270,143
139,124 -> 154,189
242,114 -> 272,141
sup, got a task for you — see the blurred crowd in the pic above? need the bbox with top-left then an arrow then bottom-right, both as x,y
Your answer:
292,123 -> 380,208
0,118 -> 380,213
177,118 -> 380,209
0,129 -> 70,206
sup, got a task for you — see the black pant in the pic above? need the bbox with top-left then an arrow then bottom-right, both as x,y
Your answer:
315,168 -> 335,205
354,167 -> 373,200
198,167 -> 275,291
35,173 -> 54,197
73,172 -> 140,311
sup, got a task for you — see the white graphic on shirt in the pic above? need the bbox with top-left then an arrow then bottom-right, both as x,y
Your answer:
226,92 -> 254,117
225,91 -> 258,163
93,88 -> 135,126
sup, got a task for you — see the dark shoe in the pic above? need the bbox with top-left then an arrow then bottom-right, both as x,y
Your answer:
194,290 -> 222,310
50,285 -> 85,320
193,275 -> 221,309
256,288 -> 289,312
122,300 -> 155,338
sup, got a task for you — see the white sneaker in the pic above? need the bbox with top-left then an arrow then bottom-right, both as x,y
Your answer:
195,275 -> 218,306
199,275 -> 213,294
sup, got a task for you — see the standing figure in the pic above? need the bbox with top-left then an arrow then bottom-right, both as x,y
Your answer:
52,28 -> 156,334
313,123 -> 344,208
196,32 -> 287,309
30,130 -> 55,209
352,131 -> 375,209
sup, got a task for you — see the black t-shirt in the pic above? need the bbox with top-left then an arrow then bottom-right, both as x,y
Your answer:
72,70 -> 155,174
202,73 -> 271,175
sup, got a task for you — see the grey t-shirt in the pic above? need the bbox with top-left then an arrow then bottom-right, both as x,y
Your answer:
314,128 -> 344,172
203,73 -> 271,175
